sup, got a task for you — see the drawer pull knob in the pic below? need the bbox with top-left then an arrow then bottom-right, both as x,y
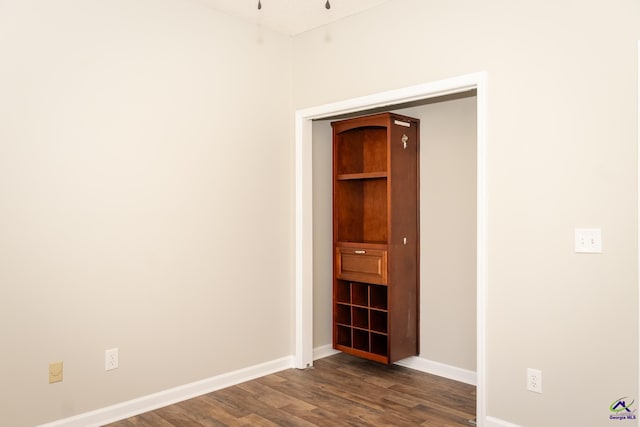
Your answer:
354,250 -> 366,254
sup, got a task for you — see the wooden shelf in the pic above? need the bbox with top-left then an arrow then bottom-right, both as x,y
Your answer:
332,112 -> 420,365
336,172 -> 387,180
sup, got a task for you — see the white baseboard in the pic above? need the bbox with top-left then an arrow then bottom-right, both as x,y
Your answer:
312,348 -> 477,387
37,350 -> 494,427
485,416 -> 521,427
394,356 -> 477,386
313,344 -> 340,361
37,355 -> 294,427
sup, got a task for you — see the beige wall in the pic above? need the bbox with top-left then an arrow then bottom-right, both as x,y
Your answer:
312,95 -> 477,373
312,120 -> 333,348
295,1 -> 639,426
0,1 -> 293,426
400,96 -> 477,372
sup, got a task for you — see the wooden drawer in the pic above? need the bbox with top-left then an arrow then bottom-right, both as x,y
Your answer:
336,246 -> 387,285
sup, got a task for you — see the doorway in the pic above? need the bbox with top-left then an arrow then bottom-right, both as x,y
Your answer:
294,72 -> 488,426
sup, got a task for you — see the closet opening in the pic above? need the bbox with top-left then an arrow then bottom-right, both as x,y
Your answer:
294,72 -> 488,425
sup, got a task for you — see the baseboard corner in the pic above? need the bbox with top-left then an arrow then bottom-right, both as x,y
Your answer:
313,344 -> 340,361
394,356 -> 477,386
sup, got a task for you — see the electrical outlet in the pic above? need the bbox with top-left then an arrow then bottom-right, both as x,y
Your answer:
575,228 -> 602,253
49,361 -> 63,383
105,348 -> 119,371
527,368 -> 542,393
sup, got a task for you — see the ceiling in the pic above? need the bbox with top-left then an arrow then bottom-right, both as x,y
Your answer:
198,0 -> 392,36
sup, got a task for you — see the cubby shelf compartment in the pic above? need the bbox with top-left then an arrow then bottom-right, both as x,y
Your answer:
370,310 -> 388,334
333,279 -> 390,362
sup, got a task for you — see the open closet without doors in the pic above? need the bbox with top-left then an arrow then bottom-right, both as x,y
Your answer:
294,72 -> 488,425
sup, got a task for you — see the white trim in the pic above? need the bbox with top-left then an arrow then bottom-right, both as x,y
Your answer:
294,71 -> 489,426
313,344 -> 341,360
485,416 -> 521,427
37,356 -> 293,427
395,356 -> 477,386
637,39 -> 640,427
296,74 -> 481,121
294,108 -> 314,369
476,71 -> 489,427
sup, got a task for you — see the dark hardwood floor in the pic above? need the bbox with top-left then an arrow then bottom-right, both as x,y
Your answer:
105,353 -> 476,427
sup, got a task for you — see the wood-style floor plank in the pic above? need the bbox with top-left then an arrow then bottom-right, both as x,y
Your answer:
104,353 -> 476,427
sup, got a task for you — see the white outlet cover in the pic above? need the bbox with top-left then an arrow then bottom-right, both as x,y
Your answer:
527,368 -> 542,393
574,228 -> 602,253
105,348 -> 119,371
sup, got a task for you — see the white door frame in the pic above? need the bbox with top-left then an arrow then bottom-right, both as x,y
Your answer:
294,71 -> 488,426
637,40 -> 640,427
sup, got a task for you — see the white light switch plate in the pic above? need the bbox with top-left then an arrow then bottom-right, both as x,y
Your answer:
574,228 -> 602,253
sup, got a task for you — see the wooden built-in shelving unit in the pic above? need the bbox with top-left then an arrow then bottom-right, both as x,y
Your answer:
332,112 -> 420,364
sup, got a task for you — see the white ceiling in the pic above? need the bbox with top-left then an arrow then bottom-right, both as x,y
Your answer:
198,0 -> 392,36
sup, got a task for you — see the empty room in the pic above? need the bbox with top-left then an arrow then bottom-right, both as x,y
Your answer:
1,1 -> 639,426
